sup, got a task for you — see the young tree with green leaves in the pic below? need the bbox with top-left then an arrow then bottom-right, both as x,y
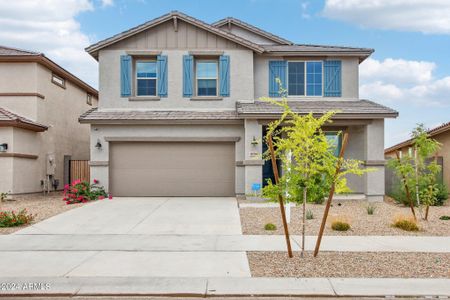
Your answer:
261,97 -> 372,256
388,124 -> 442,220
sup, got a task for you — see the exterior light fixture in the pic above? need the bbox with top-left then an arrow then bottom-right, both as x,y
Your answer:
95,139 -> 102,150
251,136 -> 259,145
0,143 -> 7,152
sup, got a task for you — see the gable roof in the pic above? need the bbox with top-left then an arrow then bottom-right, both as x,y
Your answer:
385,121 -> 450,154
0,45 -> 98,97
86,11 -> 265,58
212,17 -> 293,45
0,107 -> 48,132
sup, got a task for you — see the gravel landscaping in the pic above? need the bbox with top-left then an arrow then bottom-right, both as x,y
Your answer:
0,192 -> 87,234
240,198 -> 450,236
248,251 -> 450,278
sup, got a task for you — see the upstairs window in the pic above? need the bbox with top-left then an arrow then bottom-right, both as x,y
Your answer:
51,73 -> 65,88
287,61 -> 323,96
196,60 -> 218,96
86,93 -> 92,106
136,60 -> 157,96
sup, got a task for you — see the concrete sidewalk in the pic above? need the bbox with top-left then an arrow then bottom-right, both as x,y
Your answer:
1,234 -> 449,252
0,277 -> 449,297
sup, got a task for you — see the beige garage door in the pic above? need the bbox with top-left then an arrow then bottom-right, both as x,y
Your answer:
110,142 -> 235,197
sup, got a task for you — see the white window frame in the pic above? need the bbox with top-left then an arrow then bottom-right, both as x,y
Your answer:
135,59 -> 158,97
51,73 -> 65,89
287,60 -> 323,97
195,59 -> 218,97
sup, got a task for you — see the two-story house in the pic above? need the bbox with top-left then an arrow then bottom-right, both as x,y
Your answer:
80,11 -> 397,201
0,46 -> 98,194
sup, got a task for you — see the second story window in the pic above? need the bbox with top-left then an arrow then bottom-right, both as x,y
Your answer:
287,61 -> 323,97
52,73 -> 65,88
136,60 -> 157,96
196,60 -> 218,96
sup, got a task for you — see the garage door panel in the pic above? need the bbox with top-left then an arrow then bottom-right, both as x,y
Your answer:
110,142 -> 235,196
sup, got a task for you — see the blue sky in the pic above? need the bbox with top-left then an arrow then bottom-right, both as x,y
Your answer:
1,0 -> 449,147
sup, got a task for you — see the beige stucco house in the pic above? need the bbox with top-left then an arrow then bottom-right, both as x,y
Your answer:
0,46 -> 98,194
80,11 -> 397,201
385,121 -> 450,189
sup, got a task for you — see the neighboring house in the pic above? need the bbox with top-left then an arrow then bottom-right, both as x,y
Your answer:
0,46 -> 98,194
385,121 -> 450,189
79,11 -> 397,200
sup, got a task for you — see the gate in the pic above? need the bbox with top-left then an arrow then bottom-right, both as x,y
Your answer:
69,160 -> 90,183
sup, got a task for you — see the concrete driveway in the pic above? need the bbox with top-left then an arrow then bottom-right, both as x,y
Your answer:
2,197 -> 250,279
15,197 -> 242,235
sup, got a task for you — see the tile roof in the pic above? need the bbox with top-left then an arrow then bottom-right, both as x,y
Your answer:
0,45 -> 40,56
212,17 -> 293,45
85,11 -> 265,58
79,108 -> 239,122
0,107 -> 48,131
236,100 -> 398,118
262,44 -> 374,53
385,121 -> 450,153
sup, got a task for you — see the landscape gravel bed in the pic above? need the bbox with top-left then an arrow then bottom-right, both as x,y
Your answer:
248,251 -> 450,278
240,199 -> 450,236
0,192 -> 87,234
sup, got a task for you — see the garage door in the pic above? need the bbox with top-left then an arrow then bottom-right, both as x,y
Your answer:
110,142 -> 235,196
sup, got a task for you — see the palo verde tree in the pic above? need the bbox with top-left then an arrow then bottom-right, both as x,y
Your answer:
261,96 -> 372,255
388,124 -> 442,220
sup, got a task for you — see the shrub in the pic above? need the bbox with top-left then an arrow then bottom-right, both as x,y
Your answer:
439,215 -> 450,220
331,218 -> 351,231
306,209 -> 314,220
264,223 -> 277,231
0,192 -> 8,202
366,204 -> 375,215
389,182 -> 448,207
434,183 -> 449,206
63,179 -> 109,204
392,216 -> 419,231
0,209 -> 34,227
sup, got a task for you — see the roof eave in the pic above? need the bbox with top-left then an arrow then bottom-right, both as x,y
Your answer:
263,50 -> 373,62
85,12 -> 265,59
238,112 -> 398,119
0,120 -> 48,132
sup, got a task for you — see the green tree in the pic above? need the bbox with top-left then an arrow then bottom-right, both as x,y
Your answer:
388,124 -> 443,219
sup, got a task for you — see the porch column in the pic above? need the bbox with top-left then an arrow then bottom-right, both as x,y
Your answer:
364,119 -> 385,202
244,119 -> 263,195
89,125 -> 110,192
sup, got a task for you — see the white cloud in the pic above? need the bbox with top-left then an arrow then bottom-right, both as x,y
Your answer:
101,0 -> 114,7
0,0 -> 98,87
360,58 -> 450,107
323,0 -> 450,34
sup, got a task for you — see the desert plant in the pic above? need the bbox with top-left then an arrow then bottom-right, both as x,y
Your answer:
0,209 -> 34,227
392,216 -> 419,231
439,215 -> 450,220
306,209 -> 314,220
366,204 -> 375,215
330,218 -> 351,231
63,179 -> 109,204
0,192 -> 8,202
264,223 -> 277,231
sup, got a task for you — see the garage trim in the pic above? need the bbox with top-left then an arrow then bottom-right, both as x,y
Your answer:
105,136 -> 241,142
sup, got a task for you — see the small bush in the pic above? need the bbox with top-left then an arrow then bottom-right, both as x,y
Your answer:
0,209 -> 34,227
367,204 -> 375,215
392,216 -> 419,231
63,179 -> 109,204
306,209 -> 314,220
389,182 -> 448,206
264,223 -> 277,231
0,192 -> 8,202
439,215 -> 450,220
331,219 -> 351,231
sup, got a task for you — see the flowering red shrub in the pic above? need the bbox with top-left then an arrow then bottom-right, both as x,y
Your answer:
63,179 -> 110,205
0,209 -> 34,227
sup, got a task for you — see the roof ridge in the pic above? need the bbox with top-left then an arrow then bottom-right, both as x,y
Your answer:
212,17 -> 293,45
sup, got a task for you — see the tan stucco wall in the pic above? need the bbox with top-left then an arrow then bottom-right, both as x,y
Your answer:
0,127 -> 14,193
0,61 -> 98,194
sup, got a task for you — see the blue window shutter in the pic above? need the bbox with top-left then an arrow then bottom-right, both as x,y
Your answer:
120,55 -> 132,97
182,55 -> 194,97
324,60 -> 342,97
269,61 -> 287,97
219,55 -> 230,97
157,55 -> 168,97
